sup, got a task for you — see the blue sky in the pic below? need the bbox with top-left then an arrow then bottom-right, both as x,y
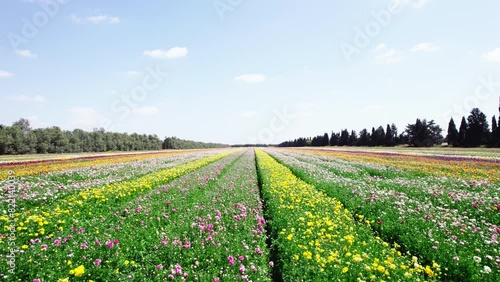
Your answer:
1,0 -> 500,144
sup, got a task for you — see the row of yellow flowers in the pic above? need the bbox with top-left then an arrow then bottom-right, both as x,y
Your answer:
1,151 -> 236,250
0,150 -> 199,180
289,148 -> 500,183
255,149 -> 440,281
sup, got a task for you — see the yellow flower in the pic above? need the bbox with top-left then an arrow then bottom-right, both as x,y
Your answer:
425,265 -> 434,277
114,268 -> 119,275
58,278 -> 69,282
342,267 -> 349,273
69,265 -> 85,277
303,251 -> 312,260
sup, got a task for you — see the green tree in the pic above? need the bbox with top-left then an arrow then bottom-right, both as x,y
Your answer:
358,129 -> 370,146
457,117 -> 467,147
465,108 -> 489,147
405,119 -> 443,147
339,129 -> 349,146
446,118 -> 459,147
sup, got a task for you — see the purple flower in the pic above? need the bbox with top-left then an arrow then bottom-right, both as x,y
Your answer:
94,259 -> 102,266
228,256 -> 235,266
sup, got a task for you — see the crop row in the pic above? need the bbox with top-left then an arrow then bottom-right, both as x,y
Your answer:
289,148 -> 500,183
0,150 -> 202,180
2,150 -> 221,210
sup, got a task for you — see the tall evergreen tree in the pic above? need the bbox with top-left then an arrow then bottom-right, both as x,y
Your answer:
465,108 -> 490,147
323,133 -> 330,146
358,129 -> 370,146
491,115 -> 499,147
446,118 -> 459,147
339,129 -> 349,146
457,117 -> 467,147
348,130 -> 358,146
384,124 -> 394,146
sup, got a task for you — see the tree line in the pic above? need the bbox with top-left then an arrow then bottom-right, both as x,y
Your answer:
162,137 -> 228,149
0,119 -> 227,155
280,107 -> 500,148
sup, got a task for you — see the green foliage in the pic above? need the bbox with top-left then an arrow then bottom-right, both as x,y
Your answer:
162,136 -> 228,149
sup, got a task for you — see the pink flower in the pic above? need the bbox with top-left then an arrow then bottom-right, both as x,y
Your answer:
175,264 -> 182,274
240,264 -> 246,274
113,239 -> 120,245
168,274 -> 174,280
81,243 -> 88,249
228,256 -> 235,265
269,261 -> 274,267
157,264 -> 163,270
53,239 -> 60,246
453,256 -> 459,261
239,256 -> 245,262
106,241 -> 114,248
41,244 -> 48,250
94,259 -> 102,266
95,240 -> 101,245
33,279 -> 41,282
378,220 -> 383,225
213,278 -> 220,282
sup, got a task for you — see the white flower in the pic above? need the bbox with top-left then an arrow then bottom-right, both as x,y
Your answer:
473,256 -> 481,263
483,266 -> 491,274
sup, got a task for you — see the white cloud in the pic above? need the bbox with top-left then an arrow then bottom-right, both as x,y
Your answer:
71,14 -> 120,24
0,70 -> 14,78
132,106 -> 160,115
375,43 -> 386,51
411,42 -> 440,52
375,48 -> 401,64
235,73 -> 266,83
144,47 -> 188,59
483,48 -> 500,62
66,107 -> 101,130
15,49 -> 38,58
7,95 -> 45,103
240,111 -> 257,118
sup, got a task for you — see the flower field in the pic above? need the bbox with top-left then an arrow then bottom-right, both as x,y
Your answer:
1,148 -> 498,281
263,148 -> 499,281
